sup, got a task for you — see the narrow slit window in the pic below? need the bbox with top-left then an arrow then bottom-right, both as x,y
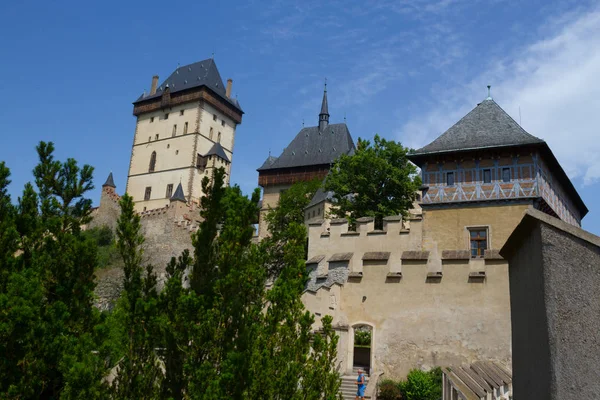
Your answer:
149,151 -> 156,172
183,122 -> 188,134
221,120 -> 225,127
469,228 -> 488,258
502,167 -> 511,183
180,110 -> 184,116
144,186 -> 152,201
209,127 -> 214,140
164,113 -> 169,120
172,124 -> 177,137
150,117 -> 154,123
446,172 -> 455,186
213,114 -> 217,121
155,134 -> 159,140
217,132 -> 221,143
483,169 -> 491,183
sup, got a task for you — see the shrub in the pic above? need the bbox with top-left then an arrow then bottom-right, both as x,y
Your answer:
399,369 -> 439,400
378,379 -> 403,400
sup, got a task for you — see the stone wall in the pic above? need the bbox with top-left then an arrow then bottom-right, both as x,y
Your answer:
88,186 -> 199,310
303,213 -> 513,379
500,209 -> 600,400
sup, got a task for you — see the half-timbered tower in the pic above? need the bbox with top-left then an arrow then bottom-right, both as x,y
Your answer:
256,85 -> 355,237
408,95 -> 587,258
127,58 -> 243,212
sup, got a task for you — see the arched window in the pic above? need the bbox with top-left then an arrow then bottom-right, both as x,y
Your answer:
149,151 -> 157,172
209,127 -> 214,140
217,131 -> 221,143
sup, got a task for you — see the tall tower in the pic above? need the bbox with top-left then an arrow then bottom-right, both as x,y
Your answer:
127,59 -> 243,211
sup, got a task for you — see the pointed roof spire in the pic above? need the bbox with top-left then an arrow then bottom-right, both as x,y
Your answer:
102,172 -> 116,188
170,183 -> 186,203
320,79 -> 329,116
319,79 -> 329,130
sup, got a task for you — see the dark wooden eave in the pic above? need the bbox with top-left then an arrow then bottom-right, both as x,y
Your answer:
133,85 -> 243,124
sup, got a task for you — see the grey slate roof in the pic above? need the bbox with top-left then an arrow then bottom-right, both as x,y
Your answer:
170,183 -> 186,202
258,123 -> 355,171
306,186 -> 333,209
102,172 -> 116,188
408,97 -> 588,218
410,99 -> 544,158
134,58 -> 242,112
205,142 -> 230,162
259,155 -> 278,170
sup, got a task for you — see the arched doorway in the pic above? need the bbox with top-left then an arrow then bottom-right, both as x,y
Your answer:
352,324 -> 373,375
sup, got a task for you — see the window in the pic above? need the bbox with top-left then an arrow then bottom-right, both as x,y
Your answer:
196,154 -> 207,169
221,120 -> 225,127
502,168 -> 511,183
149,151 -> 156,172
317,207 -> 321,216
150,117 -> 154,123
164,113 -> 169,119
165,184 -> 173,198
148,136 -> 151,142
469,228 -> 488,258
144,186 -> 152,201
209,127 -> 214,140
172,124 -> 177,137
143,207 -> 147,211
155,134 -> 159,140
483,169 -> 491,183
213,114 -> 217,121
183,122 -> 188,134
180,110 -> 184,116
446,172 -> 455,186
175,150 -> 179,155
167,144 -> 170,149
217,131 -> 221,143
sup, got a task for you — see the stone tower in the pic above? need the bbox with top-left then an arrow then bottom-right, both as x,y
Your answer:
127,59 -> 243,212
256,85 -> 355,238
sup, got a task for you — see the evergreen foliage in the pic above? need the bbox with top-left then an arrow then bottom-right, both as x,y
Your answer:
0,142 -> 108,399
324,134 -> 421,228
111,193 -> 163,398
0,145 -> 341,399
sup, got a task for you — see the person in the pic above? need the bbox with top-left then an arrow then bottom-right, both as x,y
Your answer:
355,368 -> 366,399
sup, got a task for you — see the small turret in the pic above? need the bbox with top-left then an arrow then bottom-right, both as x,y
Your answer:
318,82 -> 329,131
102,172 -> 116,189
170,183 -> 186,203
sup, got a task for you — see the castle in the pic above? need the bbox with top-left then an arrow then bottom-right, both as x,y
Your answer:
89,60 -> 588,380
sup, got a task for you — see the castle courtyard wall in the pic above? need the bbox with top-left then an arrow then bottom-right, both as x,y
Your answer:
303,213 -> 515,379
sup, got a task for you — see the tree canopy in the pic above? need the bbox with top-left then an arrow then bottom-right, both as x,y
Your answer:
0,143 -> 342,399
324,134 -> 421,227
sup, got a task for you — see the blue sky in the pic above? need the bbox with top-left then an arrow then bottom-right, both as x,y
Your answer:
1,0 -> 599,233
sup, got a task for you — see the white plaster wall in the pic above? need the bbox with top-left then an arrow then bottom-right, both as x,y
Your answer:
127,98 -> 237,212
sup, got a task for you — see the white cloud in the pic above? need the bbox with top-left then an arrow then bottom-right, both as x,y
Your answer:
397,6 -> 600,185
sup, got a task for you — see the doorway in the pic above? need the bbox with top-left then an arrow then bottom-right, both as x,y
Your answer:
352,324 -> 372,375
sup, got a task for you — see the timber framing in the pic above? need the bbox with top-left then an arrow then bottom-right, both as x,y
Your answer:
133,86 -> 243,124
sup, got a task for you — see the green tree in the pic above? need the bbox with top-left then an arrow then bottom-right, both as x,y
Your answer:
0,142 -> 108,399
399,369 -> 439,400
111,193 -> 163,399
263,178 -> 321,276
324,134 -> 421,228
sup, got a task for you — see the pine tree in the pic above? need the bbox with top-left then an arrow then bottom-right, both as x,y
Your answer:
0,142 -> 108,398
111,193 -> 163,399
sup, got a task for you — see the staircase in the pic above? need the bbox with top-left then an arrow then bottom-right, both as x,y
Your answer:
340,367 -> 369,399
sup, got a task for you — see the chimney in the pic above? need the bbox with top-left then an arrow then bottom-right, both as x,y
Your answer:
226,79 -> 233,98
150,75 -> 159,95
